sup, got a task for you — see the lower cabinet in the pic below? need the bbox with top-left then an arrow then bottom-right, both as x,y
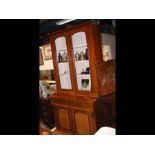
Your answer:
52,94 -> 115,135
53,104 -> 96,135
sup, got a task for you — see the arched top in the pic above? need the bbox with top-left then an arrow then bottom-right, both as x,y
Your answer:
55,36 -> 67,51
72,32 -> 87,47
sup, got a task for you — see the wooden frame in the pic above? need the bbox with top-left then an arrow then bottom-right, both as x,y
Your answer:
43,44 -> 52,60
39,48 -> 44,65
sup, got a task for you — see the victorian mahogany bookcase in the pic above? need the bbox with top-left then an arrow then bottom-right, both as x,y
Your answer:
50,22 -> 115,134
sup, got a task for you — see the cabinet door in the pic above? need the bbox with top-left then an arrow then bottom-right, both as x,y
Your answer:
51,34 -> 74,92
53,106 -> 73,133
73,110 -> 95,135
71,32 -> 91,91
69,24 -> 99,95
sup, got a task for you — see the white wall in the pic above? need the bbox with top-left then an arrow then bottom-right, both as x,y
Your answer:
101,33 -> 115,59
39,45 -> 54,70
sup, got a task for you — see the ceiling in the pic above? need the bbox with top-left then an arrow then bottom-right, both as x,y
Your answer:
39,19 -> 115,46
39,19 -> 93,45
40,19 -> 91,35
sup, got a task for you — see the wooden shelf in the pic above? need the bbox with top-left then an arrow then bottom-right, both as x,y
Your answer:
57,61 -> 68,63
56,48 -> 67,51
76,74 -> 90,76
59,74 -> 70,77
75,60 -> 89,62
73,44 -> 87,48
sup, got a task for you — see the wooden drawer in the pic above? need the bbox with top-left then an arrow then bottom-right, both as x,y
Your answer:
52,98 -> 71,107
71,100 -> 93,111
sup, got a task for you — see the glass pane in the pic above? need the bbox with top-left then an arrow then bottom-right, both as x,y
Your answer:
72,32 -> 91,91
55,37 -> 72,89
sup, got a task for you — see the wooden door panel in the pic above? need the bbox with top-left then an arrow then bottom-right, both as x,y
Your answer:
58,108 -> 71,130
74,112 -> 90,134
